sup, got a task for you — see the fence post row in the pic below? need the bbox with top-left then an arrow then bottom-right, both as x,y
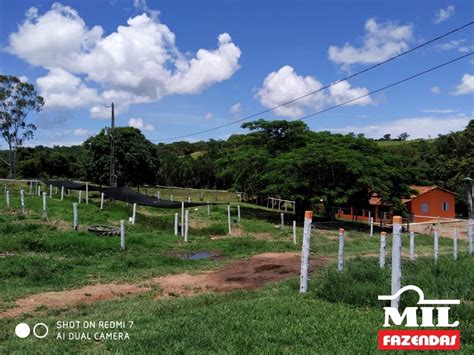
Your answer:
300,211 -> 313,293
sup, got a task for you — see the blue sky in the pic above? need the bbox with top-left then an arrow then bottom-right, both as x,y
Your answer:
0,0 -> 473,146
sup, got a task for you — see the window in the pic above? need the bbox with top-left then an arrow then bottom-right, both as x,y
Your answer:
420,203 -> 428,213
442,202 -> 449,211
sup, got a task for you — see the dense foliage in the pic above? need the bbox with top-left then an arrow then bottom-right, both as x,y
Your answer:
0,119 -> 472,215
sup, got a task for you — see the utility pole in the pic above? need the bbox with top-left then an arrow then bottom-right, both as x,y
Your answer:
110,102 -> 116,188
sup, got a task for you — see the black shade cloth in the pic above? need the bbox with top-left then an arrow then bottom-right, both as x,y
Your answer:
42,179 -> 98,191
97,186 -> 208,209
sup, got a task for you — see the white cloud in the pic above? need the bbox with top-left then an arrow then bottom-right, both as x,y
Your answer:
229,102 -> 241,115
328,116 -> 471,139
430,86 -> 440,94
73,128 -> 94,136
132,0 -> 160,19
8,3 -> 241,114
328,80 -> 372,106
421,109 -> 458,114
128,117 -> 155,131
256,66 -> 371,117
18,75 -> 28,83
436,39 -> 474,53
256,65 -> 327,117
205,112 -> 213,120
328,18 -> 413,68
434,6 -> 455,24
36,68 -> 101,109
453,74 -> 474,95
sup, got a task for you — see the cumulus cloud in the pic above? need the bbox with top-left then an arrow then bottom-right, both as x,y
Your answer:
8,3 -> 241,115
73,128 -> 94,136
327,116 -> 471,139
36,68 -> 101,109
453,73 -> 474,95
229,102 -> 241,115
205,112 -> 213,120
434,6 -> 454,24
256,66 -> 327,117
430,86 -> 440,94
128,117 -> 155,131
328,18 -> 413,69
256,65 -> 371,117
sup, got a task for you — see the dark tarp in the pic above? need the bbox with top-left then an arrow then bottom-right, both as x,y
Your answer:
97,186 -> 208,209
42,179 -> 98,191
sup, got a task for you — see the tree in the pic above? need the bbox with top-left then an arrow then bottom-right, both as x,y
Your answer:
84,127 -> 157,186
398,132 -> 409,141
0,75 -> 44,177
382,133 -> 391,140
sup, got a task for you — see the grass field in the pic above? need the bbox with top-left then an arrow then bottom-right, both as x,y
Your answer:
0,182 -> 472,353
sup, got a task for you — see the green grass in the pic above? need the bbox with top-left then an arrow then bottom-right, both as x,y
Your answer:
0,181 -> 472,353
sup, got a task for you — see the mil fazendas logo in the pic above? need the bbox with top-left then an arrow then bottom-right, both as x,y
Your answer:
377,285 -> 460,351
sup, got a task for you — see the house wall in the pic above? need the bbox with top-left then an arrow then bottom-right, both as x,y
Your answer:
408,189 -> 456,222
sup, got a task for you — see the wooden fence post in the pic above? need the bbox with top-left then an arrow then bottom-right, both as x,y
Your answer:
300,211 -> 313,293
338,228 -> 345,272
391,216 -> 402,309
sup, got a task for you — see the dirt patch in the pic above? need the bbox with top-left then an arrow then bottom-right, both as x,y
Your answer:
0,283 -> 149,319
153,252 -> 330,298
0,252 -> 330,319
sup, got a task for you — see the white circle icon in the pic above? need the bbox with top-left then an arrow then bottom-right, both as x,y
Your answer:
15,323 -> 31,338
33,323 -> 49,339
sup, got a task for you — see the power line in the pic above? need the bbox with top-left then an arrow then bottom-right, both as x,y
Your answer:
156,21 -> 473,142
298,52 -> 472,121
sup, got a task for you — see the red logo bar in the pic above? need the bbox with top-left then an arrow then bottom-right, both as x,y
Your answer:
378,330 -> 460,351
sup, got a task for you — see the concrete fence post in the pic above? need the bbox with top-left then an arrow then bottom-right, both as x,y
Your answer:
187,196 -> 191,203
281,213 -> 284,228
293,220 -> 297,245
157,191 -> 160,200
85,183 -> 89,204
184,209 -> 189,242
370,217 -> 374,237
49,184 -> 53,198
78,190 -> 82,203
380,232 -> 386,269
37,185 -> 41,197
132,203 -> 137,225
42,192 -> 47,220
453,227 -> 458,260
20,190 -> 25,213
174,213 -> 178,236
237,204 -> 241,221
207,201 -> 210,216
391,216 -> 402,309
100,193 -> 104,210
468,220 -> 473,255
5,190 -> 10,210
227,204 -> 232,235
29,181 -> 33,195
434,227 -> 439,263
338,228 -> 345,272
120,220 -> 125,250
170,194 -> 173,202
181,201 -> 184,237
300,211 -> 313,293
409,231 -> 415,261
61,186 -> 64,201
73,203 -> 78,230
55,186 -> 58,195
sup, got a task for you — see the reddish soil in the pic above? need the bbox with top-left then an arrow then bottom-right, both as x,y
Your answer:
0,252 -> 330,319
